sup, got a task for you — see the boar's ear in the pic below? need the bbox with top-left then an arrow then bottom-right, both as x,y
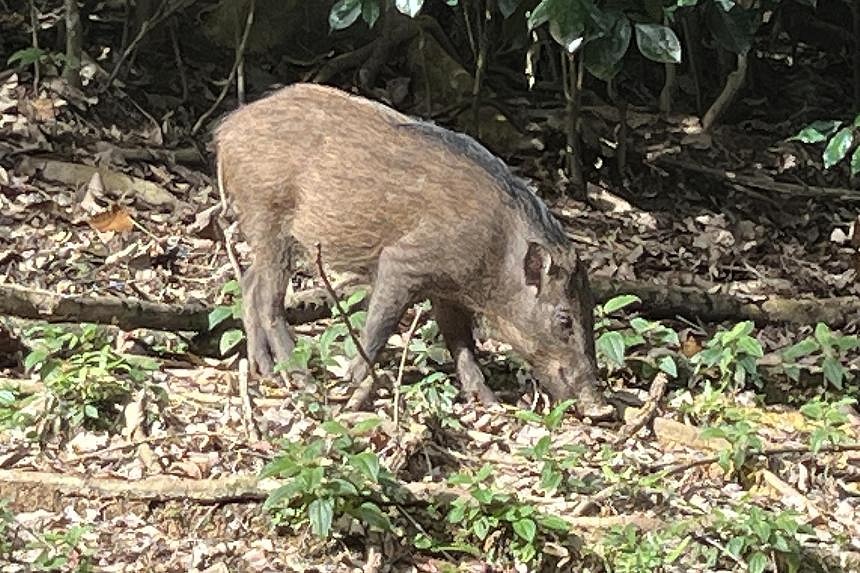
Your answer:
524,242 -> 552,292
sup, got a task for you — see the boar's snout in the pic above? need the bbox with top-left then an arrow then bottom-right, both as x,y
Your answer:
546,364 -> 615,421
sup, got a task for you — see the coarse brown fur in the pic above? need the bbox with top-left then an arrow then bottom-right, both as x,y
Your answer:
214,83 -> 613,420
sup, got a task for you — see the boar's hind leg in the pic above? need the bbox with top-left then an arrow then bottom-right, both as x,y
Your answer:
241,262 -> 295,376
433,299 -> 498,405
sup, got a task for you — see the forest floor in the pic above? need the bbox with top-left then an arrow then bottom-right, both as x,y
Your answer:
0,38 -> 859,573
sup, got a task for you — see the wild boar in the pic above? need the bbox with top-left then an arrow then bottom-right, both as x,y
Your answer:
214,83 -> 614,420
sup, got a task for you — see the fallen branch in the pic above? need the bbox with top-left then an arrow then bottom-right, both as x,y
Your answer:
0,469 -> 663,532
652,442 -> 860,476
3,275 -> 859,343
653,156 -> 860,201
0,282 -> 341,334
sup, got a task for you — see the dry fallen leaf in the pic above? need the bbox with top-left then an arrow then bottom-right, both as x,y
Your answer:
88,205 -> 134,233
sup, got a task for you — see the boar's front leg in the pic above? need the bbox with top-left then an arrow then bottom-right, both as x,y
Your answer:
345,251 -> 417,405
433,299 -> 498,405
241,262 -> 295,376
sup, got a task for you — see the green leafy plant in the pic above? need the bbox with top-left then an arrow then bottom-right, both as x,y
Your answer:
780,323 -> 860,390
282,289 -> 368,377
23,324 -> 157,430
7,47 -> 65,70
596,522 -> 693,573
593,295 -> 679,378
329,0 -> 452,30
701,416 -> 763,477
29,525 -> 94,572
261,415 -> 394,538
518,433 -> 587,495
444,464 -> 571,566
402,371 -> 460,428
709,505 -> 811,573
790,116 -> 860,176
0,498 -> 12,556
207,279 -> 245,356
0,386 -> 33,429
690,321 -> 763,389
800,396 -> 858,453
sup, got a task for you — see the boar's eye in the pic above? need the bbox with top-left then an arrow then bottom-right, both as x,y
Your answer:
555,309 -> 574,331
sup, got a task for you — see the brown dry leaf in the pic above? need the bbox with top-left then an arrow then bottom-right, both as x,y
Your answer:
681,334 -> 702,357
88,205 -> 134,233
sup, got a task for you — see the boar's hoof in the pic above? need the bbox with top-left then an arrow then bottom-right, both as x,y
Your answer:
463,383 -> 499,406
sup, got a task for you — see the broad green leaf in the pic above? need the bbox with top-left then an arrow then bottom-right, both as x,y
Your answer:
219,329 -> 244,355
352,502 -> 391,530
548,0 -> 587,53
823,127 -> 854,169
84,404 -> 99,419
724,321 -> 754,343
658,355 -> 677,377
345,288 -> 368,310
262,478 -> 304,509
321,420 -> 349,436
7,47 -> 47,67
329,478 -> 359,496
396,0 -> 424,18
475,463 -> 494,482
799,400 -> 823,420
736,336 -> 763,358
781,337 -> 819,360
512,518 -> 537,542
351,416 -> 382,435
348,452 -> 381,483
597,331 -> 626,368
329,0 -> 362,30
528,0 -> 556,29
499,0 -> 522,18
814,322 -> 834,347
220,279 -> 241,295
540,466 -> 562,492
706,3 -> 760,54
602,294 -> 641,314
361,0 -> 380,27
822,356 -> 844,389
585,15 -> 631,77
308,498 -> 334,537
515,410 -> 544,424
207,306 -> 233,329
634,23 -> 681,64
545,398 -> 577,429
790,120 -> 841,143
748,551 -> 768,573
536,514 -> 570,532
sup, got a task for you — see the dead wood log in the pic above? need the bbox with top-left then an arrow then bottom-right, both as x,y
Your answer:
2,277 -> 859,342
591,277 -> 860,328
653,156 -> 860,201
0,469 -> 663,532
0,283 -> 337,333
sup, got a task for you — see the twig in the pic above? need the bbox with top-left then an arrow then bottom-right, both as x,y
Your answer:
652,443 -> 860,477
169,19 -> 188,102
702,50 -> 748,132
394,306 -> 424,428
102,0 -> 171,91
238,358 -> 260,441
191,0 -> 256,135
612,372 -> 668,446
313,243 -> 379,395
29,0 -> 40,91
